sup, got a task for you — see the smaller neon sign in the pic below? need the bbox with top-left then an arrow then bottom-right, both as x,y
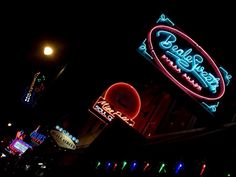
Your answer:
92,96 -> 135,126
30,126 -> 46,146
50,130 -> 77,150
15,130 -> 26,140
22,72 -> 46,105
30,132 -> 46,145
24,72 -> 40,103
30,125 -> 46,146
8,138 -> 32,156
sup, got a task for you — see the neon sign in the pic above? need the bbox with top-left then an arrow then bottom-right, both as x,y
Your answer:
55,125 -> 79,144
8,139 -> 32,156
30,132 -> 46,145
104,82 -> 141,119
91,82 -> 141,127
50,125 -> 79,150
15,130 -> 26,140
93,96 -> 135,126
137,14 -> 232,113
22,71 -> 45,104
30,126 -> 46,146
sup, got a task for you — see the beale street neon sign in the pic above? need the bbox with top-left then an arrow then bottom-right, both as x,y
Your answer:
138,14 -> 232,113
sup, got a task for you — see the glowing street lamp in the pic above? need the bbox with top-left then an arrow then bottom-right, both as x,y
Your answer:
43,46 -> 54,56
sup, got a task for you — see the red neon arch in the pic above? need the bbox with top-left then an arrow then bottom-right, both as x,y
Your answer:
147,25 -> 225,101
104,82 -> 141,119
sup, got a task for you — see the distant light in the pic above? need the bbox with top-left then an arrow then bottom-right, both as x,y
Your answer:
1,153 -> 6,158
159,163 -> 166,173
25,164 -> 30,171
175,162 -> 184,174
7,123 -> 12,127
130,161 -> 137,171
121,161 -> 127,170
200,163 -> 206,176
43,46 -> 53,56
96,161 -> 101,169
143,162 -> 150,171
106,162 -> 111,169
113,163 -> 117,171
41,165 -> 46,169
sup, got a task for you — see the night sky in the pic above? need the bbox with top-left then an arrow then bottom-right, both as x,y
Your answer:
1,1 -> 236,134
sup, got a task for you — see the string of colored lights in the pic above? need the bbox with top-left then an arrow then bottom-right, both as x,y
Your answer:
93,160 -> 233,176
